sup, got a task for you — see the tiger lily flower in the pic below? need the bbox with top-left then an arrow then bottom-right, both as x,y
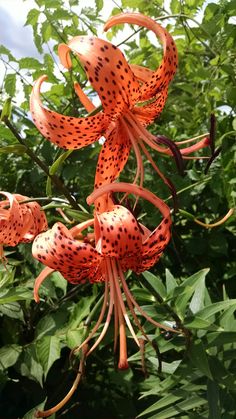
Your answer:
0,192 -> 48,262
30,13 -> 210,210
33,182 -> 176,373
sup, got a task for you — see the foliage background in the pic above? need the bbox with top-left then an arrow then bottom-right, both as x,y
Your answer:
0,0 -> 235,418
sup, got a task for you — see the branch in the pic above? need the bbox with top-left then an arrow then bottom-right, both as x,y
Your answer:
2,116 -> 80,210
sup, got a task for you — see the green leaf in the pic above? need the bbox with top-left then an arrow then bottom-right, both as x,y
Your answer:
165,269 -> 177,294
69,295 -> 96,329
36,335 -> 61,377
185,300 -> 236,328
0,287 -> 33,304
142,271 -> 166,299
19,57 -> 42,70
25,8 -> 40,26
22,400 -> 47,419
0,44 -> 15,61
0,344 -> 22,369
205,331 -> 236,348
189,340 -> 213,379
0,302 -> 24,320
19,344 -> 44,386
41,21 -> 52,42
4,73 -> 16,97
66,329 -> 84,349
0,144 -> 27,155
138,395 -> 206,419
189,270 -> 206,314
95,0 -> 103,12
0,98 -> 12,121
49,150 -> 73,175
207,379 -> 221,419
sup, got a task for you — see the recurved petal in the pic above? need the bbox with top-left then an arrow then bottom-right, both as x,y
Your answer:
58,36 -> 140,118
94,204 -> 142,259
19,198 -> 48,242
104,13 -> 178,101
30,75 -> 109,150
0,192 -> 24,247
32,222 -> 102,282
133,88 -> 168,125
130,64 -> 154,83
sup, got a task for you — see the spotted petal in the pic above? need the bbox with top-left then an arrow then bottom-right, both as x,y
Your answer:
58,36 -> 140,119
32,222 -> 103,283
30,75 -> 109,150
94,121 -> 131,211
15,196 -> 48,242
95,204 -> 142,260
0,192 -> 24,247
104,13 -> 178,102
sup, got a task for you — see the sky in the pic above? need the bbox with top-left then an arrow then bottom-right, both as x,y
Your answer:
0,0 -> 118,60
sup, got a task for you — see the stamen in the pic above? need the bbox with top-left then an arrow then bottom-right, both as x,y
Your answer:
34,267 -> 55,303
35,345 -> 88,418
118,265 -> 178,333
155,135 -> 185,176
86,260 -> 114,356
73,279 -> 109,355
194,208 -> 234,228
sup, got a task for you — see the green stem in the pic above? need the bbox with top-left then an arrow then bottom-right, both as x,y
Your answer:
165,176 -> 212,202
3,117 -> 80,210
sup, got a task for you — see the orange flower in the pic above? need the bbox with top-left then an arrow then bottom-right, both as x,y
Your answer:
30,13 -> 210,209
33,182 -> 173,370
0,192 -> 47,262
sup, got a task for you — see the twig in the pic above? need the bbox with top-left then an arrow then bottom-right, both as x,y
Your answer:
2,117 -> 80,210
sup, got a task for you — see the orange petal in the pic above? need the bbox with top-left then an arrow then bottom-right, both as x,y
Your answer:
74,82 -> 96,113
130,64 -> 154,83
133,88 -> 168,125
104,13 -> 178,101
32,222 -> 102,283
34,266 -> 55,303
94,204 -> 142,259
0,192 -> 24,247
87,182 -> 171,272
30,75 -> 109,150
58,36 -> 140,118
94,122 -> 131,212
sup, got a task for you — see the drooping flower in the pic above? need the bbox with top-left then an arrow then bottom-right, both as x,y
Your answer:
0,192 -> 48,262
30,13 -> 210,211
33,182 -> 175,374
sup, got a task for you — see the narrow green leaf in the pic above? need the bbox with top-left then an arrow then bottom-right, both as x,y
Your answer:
0,287 -> 33,304
37,335 -> 61,377
189,271 -> 206,314
142,271 -> 166,299
0,98 -> 12,121
205,331 -> 236,348
194,299 -> 236,320
165,269 -> 177,294
207,379 -> 221,419
49,150 -> 73,175
0,144 -> 27,155
4,73 -> 16,97
189,340 -> 213,379
139,395 -> 206,419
